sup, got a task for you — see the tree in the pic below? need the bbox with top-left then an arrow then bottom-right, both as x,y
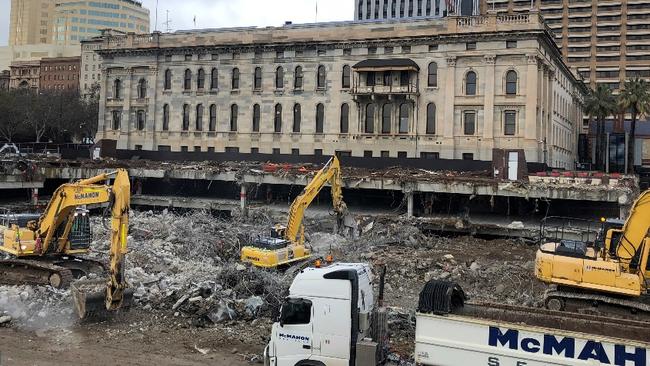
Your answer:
618,78 -> 650,174
585,84 -> 616,171
0,90 -> 26,142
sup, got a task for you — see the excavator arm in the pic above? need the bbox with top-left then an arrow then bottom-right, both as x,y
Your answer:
285,156 -> 348,244
609,189 -> 650,268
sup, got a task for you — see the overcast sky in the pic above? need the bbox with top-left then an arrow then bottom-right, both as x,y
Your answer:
0,0 -> 353,46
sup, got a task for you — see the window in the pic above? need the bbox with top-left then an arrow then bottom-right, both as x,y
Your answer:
209,104 -> 217,131
382,104 -> 392,134
367,72 -> 375,87
280,299 -> 312,325
505,70 -> 517,95
273,148 -> 281,155
276,50 -> 284,59
383,72 -> 392,86
316,103 -> 324,133
181,146 -> 188,152
252,104 -> 260,132
182,104 -> 190,131
137,78 -> 146,99
197,68 -> 205,89
164,69 -> 171,90
113,79 -> 121,99
230,104 -> 238,132
466,42 -> 476,50
364,150 -> 373,158
504,110 -> 516,136
506,40 -> 517,49
292,148 -> 299,155
162,104 -> 169,131
314,149 -> 323,156
293,104 -> 301,133
340,103 -> 349,133
400,71 -> 409,86
211,68 -> 218,89
399,104 -> 409,134
426,103 -> 436,134
184,69 -> 192,90
276,67 -> 284,89
317,65 -> 326,89
464,111 -> 476,135
365,104 -> 375,133
427,62 -> 438,87
294,66 -> 303,89
381,151 -> 390,158
466,71 -> 477,95
195,104 -> 203,131
342,65 -> 351,89
137,110 -> 145,130
462,153 -> 474,160
158,145 -> 171,152
274,104 -> 282,133
254,67 -> 262,90
421,152 -> 439,159
251,148 -> 259,154
232,68 -> 240,89
185,54 -> 192,61
112,110 -> 121,130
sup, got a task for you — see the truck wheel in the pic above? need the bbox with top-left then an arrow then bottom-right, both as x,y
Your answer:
295,361 -> 325,366
545,297 -> 565,311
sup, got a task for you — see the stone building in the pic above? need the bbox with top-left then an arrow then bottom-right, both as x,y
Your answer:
0,70 -> 10,91
39,56 -> 80,91
9,60 -> 41,89
355,0 -> 480,20
95,12 -> 586,169
81,36 -> 105,97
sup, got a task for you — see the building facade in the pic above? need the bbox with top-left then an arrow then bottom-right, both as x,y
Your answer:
81,37 -> 105,96
0,70 -> 10,91
9,0 -> 150,47
355,0 -> 479,20
9,61 -> 41,89
39,56 -> 81,91
95,13 -> 585,169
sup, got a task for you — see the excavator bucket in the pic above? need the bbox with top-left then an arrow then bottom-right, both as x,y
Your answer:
71,279 -> 133,320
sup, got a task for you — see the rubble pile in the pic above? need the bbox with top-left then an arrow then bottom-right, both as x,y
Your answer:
0,285 -> 74,329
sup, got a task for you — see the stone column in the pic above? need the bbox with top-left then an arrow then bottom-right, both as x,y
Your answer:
524,55 -> 539,142
407,191 -> 414,218
240,184 -> 248,217
483,55 -> 496,155
96,65 -> 109,141
119,68 -> 133,150
443,56 -> 456,158
148,66 -> 158,151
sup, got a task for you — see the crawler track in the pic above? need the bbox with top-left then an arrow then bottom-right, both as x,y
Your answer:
0,257 -> 106,289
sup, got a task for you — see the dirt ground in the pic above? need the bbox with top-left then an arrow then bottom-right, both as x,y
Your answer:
0,309 -> 267,366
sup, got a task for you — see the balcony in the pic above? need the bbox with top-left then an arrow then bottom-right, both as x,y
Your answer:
351,58 -> 420,99
351,84 -> 418,96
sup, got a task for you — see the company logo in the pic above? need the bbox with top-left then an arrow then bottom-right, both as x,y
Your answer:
585,265 -> 616,273
75,192 -> 100,200
278,332 -> 310,345
488,327 -> 647,366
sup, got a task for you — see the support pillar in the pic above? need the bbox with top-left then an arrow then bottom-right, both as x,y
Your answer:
31,188 -> 38,206
407,192 -> 414,218
240,184 -> 248,216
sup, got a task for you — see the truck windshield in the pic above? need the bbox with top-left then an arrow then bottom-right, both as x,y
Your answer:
280,298 -> 312,325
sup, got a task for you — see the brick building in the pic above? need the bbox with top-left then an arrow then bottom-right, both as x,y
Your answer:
39,56 -> 81,91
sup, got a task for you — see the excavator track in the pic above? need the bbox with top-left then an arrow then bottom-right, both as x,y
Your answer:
544,286 -> 650,322
0,257 -> 106,289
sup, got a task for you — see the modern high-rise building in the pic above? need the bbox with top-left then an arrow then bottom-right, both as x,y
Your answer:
9,0 -> 150,47
354,0 -> 480,20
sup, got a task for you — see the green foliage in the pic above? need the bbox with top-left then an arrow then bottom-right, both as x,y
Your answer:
585,84 -> 616,170
618,78 -> 650,173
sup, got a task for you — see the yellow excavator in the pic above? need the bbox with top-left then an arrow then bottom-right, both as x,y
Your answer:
0,169 -> 132,319
536,189 -> 650,318
241,156 -> 348,268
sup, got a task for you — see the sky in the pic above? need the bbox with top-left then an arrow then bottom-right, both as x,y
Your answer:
0,0 -> 354,46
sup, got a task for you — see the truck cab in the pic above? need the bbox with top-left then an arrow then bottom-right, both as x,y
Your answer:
265,263 -> 380,366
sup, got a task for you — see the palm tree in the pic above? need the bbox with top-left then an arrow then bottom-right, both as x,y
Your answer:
618,78 -> 650,174
585,84 -> 616,171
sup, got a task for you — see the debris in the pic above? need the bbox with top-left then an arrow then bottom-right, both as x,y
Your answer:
194,345 -> 210,355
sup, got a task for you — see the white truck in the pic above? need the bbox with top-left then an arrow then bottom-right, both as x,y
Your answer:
265,263 -> 650,366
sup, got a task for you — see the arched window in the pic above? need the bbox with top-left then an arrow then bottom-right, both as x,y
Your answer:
209,104 -> 217,131
137,110 -> 145,130
381,104 -> 392,134
342,65 -> 351,89
340,103 -> 349,133
399,103 -> 409,134
276,66 -> 284,89
365,104 -> 375,133
195,104 -> 203,131
137,78 -> 147,99
184,69 -> 192,90
465,71 -> 477,95
317,65 -> 326,89
316,103 -> 325,133
293,104 -> 301,133
427,62 -> 438,87
505,70 -> 517,95
232,68 -> 240,90
162,104 -> 169,131
197,68 -> 205,89
182,104 -> 190,131
254,67 -> 262,90
112,110 -> 121,130
426,103 -> 436,134
274,104 -> 282,133
230,104 -> 238,132
294,66 -> 303,89
113,79 -> 121,99
164,69 -> 172,90
252,104 -> 260,132
210,68 -> 218,89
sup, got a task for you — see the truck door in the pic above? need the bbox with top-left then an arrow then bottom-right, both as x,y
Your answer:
275,298 -> 314,365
